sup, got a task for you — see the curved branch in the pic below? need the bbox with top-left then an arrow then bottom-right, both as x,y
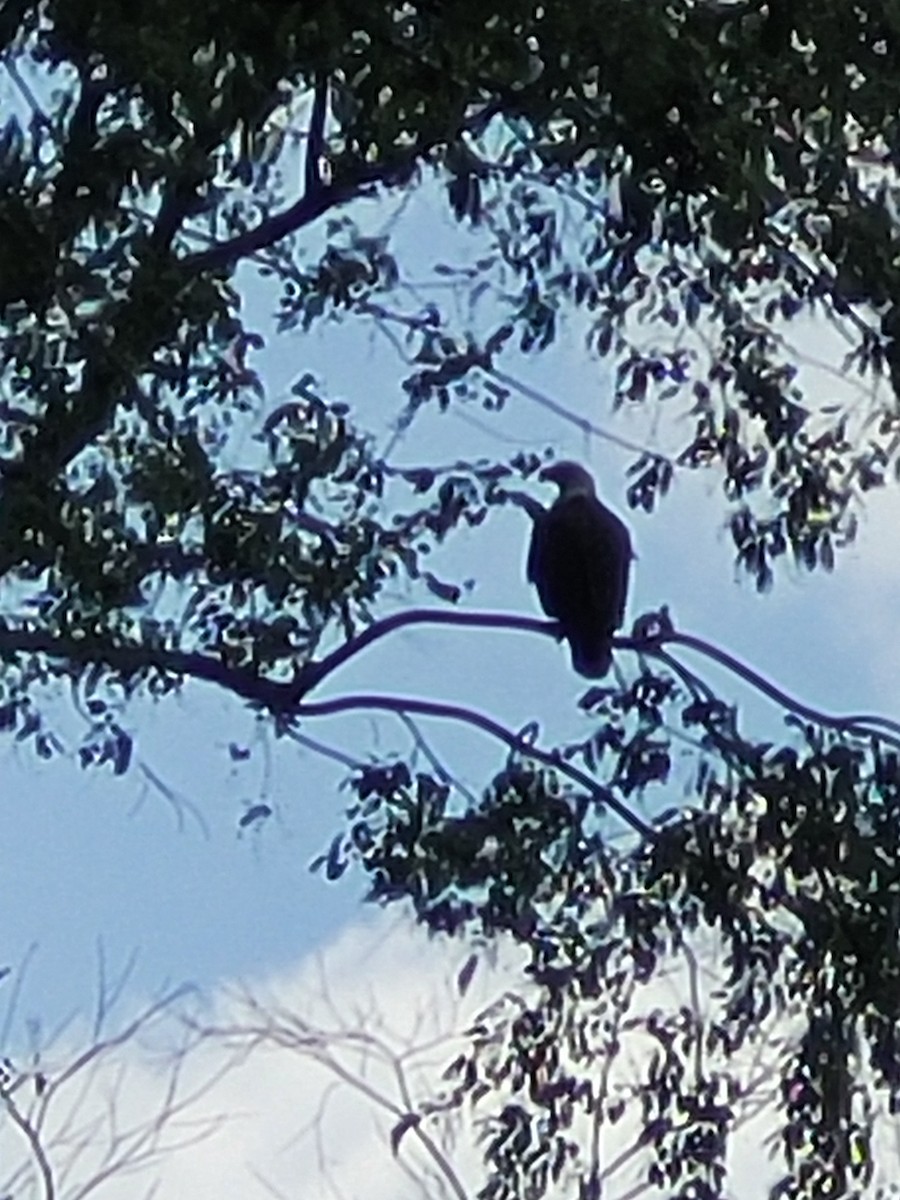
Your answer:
0,625 -> 289,710
187,154 -> 418,274
187,181 -> 349,272
0,612 -> 557,713
295,691 -> 657,841
296,609 -> 554,696
1,611 -> 897,757
655,631 -> 900,747
303,614 -> 900,749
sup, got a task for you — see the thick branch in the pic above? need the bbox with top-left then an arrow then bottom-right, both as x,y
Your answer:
187,158 -> 411,275
0,613 -> 897,754
0,609 -> 896,770
0,613 -> 556,715
0,625 -> 288,710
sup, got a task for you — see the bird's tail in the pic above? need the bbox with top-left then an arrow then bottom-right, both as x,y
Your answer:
569,634 -> 614,678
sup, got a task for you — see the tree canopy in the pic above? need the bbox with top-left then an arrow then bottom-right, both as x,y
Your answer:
2,1 -> 900,1195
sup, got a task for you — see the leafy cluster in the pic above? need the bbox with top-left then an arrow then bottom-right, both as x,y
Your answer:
326,671 -> 900,1198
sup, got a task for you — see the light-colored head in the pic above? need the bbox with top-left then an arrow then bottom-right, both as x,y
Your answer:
538,461 -> 596,497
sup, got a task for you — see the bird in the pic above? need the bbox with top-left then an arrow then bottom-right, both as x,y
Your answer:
527,461 -> 632,678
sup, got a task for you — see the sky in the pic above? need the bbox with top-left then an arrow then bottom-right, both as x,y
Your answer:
2,40 -> 900,1200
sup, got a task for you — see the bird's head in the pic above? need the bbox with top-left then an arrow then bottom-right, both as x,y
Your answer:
538,461 -> 596,498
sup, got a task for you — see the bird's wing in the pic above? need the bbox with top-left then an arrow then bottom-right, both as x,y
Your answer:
596,501 -> 631,628
544,496 -> 630,632
526,506 -> 560,616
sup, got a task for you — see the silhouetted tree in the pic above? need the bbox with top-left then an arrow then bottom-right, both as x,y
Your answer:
1,3 -> 899,1195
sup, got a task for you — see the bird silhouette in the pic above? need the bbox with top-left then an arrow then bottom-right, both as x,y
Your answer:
527,461 -> 632,677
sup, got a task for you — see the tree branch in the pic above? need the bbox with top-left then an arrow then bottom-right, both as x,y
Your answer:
0,612 -> 895,757
295,609 -> 555,696
295,690 -> 657,840
0,625 -> 289,709
655,631 -> 900,746
187,156 -> 413,274
305,73 -> 329,197
1,1088 -> 55,1200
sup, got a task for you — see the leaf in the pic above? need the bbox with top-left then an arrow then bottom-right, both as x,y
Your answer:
325,834 -> 348,881
423,571 -> 461,604
111,727 -> 133,776
239,803 -> 272,828
457,953 -> 478,996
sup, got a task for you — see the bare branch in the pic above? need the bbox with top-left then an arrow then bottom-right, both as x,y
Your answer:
398,712 -> 480,808
1,1087 -> 55,1200
656,632 -> 900,747
1,612 -> 896,763
297,610 -> 554,696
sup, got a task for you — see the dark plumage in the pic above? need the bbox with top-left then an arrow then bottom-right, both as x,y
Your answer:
527,462 -> 632,678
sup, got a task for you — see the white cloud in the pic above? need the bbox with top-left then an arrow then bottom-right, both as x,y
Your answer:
17,909 -> 897,1200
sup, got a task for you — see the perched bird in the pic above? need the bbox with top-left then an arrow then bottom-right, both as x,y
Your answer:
527,461 -> 632,678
